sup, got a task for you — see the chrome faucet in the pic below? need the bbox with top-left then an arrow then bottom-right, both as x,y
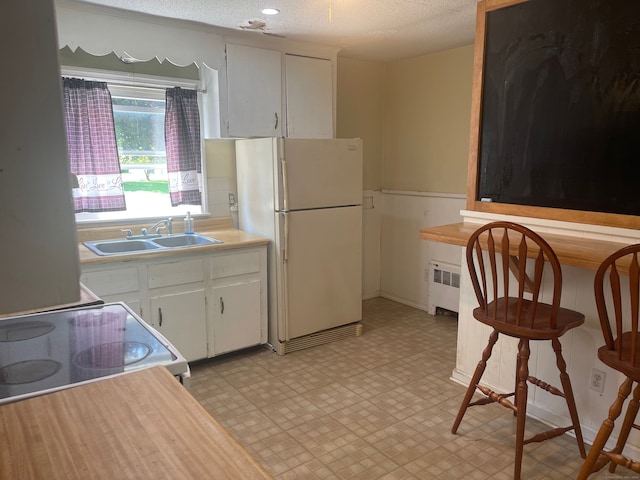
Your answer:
121,218 -> 173,240
146,217 -> 173,236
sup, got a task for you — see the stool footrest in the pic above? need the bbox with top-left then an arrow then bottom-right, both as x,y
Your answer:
476,385 -> 517,413
602,451 -> 640,474
523,426 -> 574,445
528,375 -> 565,398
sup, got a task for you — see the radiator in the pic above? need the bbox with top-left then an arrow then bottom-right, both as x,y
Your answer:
427,261 -> 461,315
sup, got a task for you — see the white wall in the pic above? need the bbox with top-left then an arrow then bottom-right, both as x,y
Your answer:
377,191 -> 466,310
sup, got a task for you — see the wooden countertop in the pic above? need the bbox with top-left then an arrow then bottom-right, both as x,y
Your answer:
420,222 -> 636,272
78,217 -> 269,266
0,366 -> 273,480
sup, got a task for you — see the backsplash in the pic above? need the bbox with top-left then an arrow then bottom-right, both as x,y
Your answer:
206,176 -> 233,218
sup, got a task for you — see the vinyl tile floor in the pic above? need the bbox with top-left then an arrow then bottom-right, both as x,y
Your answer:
190,297 -> 624,480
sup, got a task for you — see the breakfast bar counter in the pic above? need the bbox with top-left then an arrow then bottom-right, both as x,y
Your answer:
420,222 -> 636,272
0,366 -> 273,480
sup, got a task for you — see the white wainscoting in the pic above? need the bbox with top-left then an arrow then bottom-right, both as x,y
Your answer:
375,190 -> 466,311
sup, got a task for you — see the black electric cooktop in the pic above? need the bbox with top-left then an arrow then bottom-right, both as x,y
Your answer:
0,303 -> 189,404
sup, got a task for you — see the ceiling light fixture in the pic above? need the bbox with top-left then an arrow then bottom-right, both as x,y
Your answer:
261,8 -> 280,15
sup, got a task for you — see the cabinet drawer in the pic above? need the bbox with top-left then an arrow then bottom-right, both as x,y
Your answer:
80,267 -> 139,296
211,251 -> 260,279
148,258 -> 204,289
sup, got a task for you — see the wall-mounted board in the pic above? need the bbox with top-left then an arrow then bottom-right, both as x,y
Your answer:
468,0 -> 640,229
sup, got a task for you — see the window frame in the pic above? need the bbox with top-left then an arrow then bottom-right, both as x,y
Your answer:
60,66 -> 207,225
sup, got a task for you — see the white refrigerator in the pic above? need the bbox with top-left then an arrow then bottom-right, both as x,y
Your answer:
236,137 -> 363,354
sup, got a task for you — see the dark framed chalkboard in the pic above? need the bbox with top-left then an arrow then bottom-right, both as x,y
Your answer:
468,0 -> 640,229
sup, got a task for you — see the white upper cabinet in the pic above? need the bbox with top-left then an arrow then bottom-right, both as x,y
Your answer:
285,54 -> 333,138
225,43 -> 282,138
224,44 -> 335,139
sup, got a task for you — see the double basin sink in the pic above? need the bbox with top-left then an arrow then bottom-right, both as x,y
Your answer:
84,233 -> 223,256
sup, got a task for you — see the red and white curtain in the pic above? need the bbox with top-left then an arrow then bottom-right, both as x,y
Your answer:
165,87 -> 202,206
62,77 -> 126,213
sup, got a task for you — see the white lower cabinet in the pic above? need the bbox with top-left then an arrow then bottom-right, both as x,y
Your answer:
210,248 -> 267,355
149,289 -> 207,362
211,280 -> 261,355
80,245 -> 267,362
146,257 -> 207,361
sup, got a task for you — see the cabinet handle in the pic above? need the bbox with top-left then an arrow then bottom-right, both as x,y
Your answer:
220,297 -> 224,315
158,307 -> 163,327
274,112 -> 279,129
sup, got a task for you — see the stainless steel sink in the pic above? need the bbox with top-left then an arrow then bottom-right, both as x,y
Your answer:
84,233 -> 222,256
151,234 -> 221,248
84,239 -> 161,255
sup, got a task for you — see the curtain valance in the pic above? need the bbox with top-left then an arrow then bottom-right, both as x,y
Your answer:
56,0 -> 225,69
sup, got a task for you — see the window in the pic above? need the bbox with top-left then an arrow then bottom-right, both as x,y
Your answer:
62,69 -> 205,223
112,86 -> 166,176
108,85 -> 182,219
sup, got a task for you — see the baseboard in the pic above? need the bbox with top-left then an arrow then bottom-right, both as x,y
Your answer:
379,293 -> 428,312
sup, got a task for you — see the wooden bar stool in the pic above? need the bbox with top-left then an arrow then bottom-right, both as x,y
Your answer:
578,244 -> 640,479
451,221 -> 586,480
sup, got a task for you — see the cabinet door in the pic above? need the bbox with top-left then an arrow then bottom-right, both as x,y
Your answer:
149,289 -> 207,362
285,54 -> 333,138
210,280 -> 261,356
226,44 -> 282,137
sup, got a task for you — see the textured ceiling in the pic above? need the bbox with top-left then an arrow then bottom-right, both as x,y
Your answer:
65,0 -> 479,62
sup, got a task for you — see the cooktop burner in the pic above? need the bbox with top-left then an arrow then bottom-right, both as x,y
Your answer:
73,341 -> 151,369
0,321 -> 55,342
0,359 -> 61,385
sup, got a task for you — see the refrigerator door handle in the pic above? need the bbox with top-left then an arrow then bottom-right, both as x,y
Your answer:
283,212 -> 289,263
280,157 -> 289,212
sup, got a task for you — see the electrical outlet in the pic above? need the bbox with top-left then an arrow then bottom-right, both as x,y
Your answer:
590,368 -> 606,393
